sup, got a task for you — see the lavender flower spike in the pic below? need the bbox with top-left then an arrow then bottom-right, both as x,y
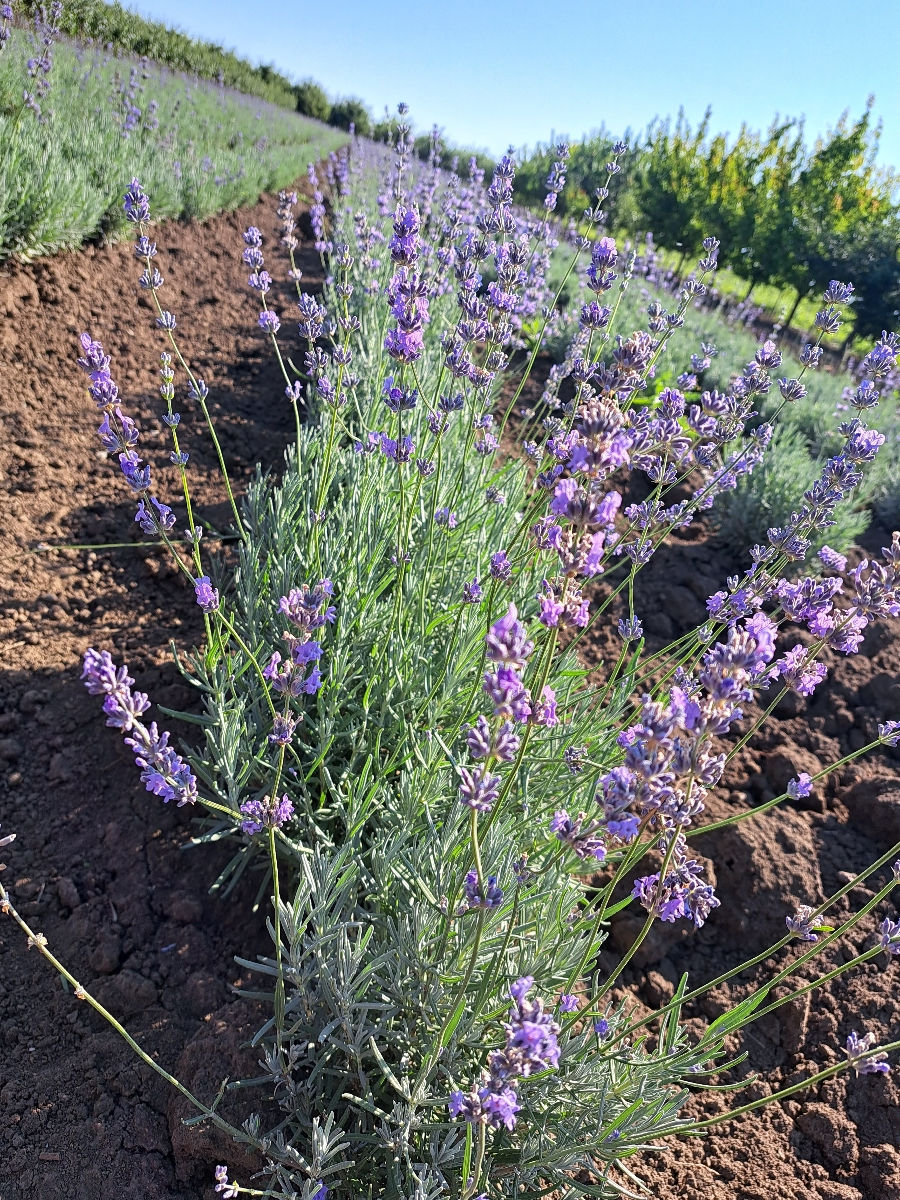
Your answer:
787,773 -> 813,800
82,649 -> 198,807
213,1166 -> 239,1199
123,177 -> 150,224
194,576 -> 220,613
786,903 -> 819,942
239,794 -> 294,835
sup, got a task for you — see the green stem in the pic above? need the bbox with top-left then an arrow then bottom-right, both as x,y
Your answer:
688,737 -> 884,838
682,1036 -> 900,1133
464,1122 -> 488,1200
0,883 -> 258,1151
609,836 -> 900,1050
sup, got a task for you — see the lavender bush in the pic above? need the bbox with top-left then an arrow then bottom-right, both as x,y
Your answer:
4,118 -> 900,1200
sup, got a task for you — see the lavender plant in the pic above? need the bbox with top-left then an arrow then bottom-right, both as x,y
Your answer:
715,424 -> 871,559
4,125 -> 900,1200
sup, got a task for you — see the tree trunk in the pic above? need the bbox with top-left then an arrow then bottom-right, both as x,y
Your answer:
783,290 -> 804,332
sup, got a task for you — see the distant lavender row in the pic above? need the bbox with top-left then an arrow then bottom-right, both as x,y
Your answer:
0,15 -> 346,261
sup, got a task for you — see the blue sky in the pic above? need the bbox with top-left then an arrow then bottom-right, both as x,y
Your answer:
132,0 -> 900,172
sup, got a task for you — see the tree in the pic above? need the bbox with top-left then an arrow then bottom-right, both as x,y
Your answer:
328,98 -> 372,137
632,110 -> 711,267
295,80 -> 331,123
776,104 -> 898,328
739,119 -> 805,303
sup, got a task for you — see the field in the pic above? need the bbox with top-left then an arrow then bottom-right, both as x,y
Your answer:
1,12 -> 900,1200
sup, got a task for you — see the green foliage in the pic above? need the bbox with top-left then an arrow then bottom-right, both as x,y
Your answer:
295,78 -> 331,123
176,242 -> 733,1197
0,31 -> 346,260
328,96 -> 372,136
411,127 -> 497,175
21,0 -> 303,108
514,128 -> 638,224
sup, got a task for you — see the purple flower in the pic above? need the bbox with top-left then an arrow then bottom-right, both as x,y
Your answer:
382,376 -> 417,412
846,1030 -> 890,1076
594,1018 -> 610,1038
549,810 -> 605,861
580,301 -> 612,330
449,1084 -> 521,1131
800,343 -> 823,369
466,715 -> 520,763
632,843 -> 719,927
134,496 -> 175,537
239,793 -> 294,835
214,1166 -> 239,1199
773,645 -> 827,697
559,993 -> 579,1013
483,665 -> 532,723
815,306 -> 843,334
844,427 -> 885,463
879,721 -> 900,747
82,649 -> 198,807
500,976 -> 561,1075
123,178 -> 150,223
490,551 -> 512,583
248,269 -> 272,293
786,903 -> 819,942
434,507 -> 458,529
462,869 -> 504,909
823,280 -> 854,304
486,604 -> 533,669
297,293 -> 327,342
879,916 -> 900,955
269,713 -> 297,746
264,646 -> 323,697
384,327 -> 424,363
278,581 -> 336,631
778,377 -> 808,402
787,772 -> 813,800
563,744 -> 588,775
258,310 -> 281,334
194,576 -> 220,613
458,767 -> 501,813
818,545 -> 848,573
533,685 -> 558,727
449,974 -> 561,1131
463,579 -> 483,603
618,615 -> 643,641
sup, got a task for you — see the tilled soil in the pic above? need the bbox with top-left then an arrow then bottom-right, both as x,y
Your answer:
0,191 -> 898,1200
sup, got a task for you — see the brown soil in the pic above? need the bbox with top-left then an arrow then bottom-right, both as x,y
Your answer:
0,192 -> 898,1200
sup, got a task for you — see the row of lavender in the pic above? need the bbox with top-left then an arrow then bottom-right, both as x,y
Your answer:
0,2 -> 344,260
3,117 -> 900,1199
536,227 -> 900,545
